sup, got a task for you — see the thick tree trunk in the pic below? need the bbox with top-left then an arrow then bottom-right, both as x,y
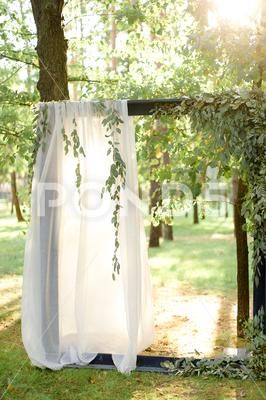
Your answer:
193,196 -> 199,224
30,0 -> 69,101
149,180 -> 161,248
233,176 -> 250,338
10,172 -> 24,222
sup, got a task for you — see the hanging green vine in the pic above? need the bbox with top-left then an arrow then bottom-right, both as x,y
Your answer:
29,104 -> 50,176
28,103 -> 51,192
31,103 -> 86,191
96,103 -> 126,280
31,102 -> 126,280
61,116 -> 85,191
154,90 -> 266,281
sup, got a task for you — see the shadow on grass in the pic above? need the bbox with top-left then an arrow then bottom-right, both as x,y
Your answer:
0,296 -> 21,321
0,302 -> 265,399
1,319 -> 265,400
0,226 -> 26,235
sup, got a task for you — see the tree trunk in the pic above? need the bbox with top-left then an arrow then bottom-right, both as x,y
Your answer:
149,119 -> 164,248
163,224 -> 173,241
193,196 -> 199,224
162,151 -> 173,240
225,192 -> 229,218
201,202 -> 206,220
30,0 -> 69,101
138,184 -> 143,200
233,176 -> 249,338
10,171 -> 24,222
149,180 -> 161,248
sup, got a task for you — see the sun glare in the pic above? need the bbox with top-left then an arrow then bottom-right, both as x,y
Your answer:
209,0 -> 261,27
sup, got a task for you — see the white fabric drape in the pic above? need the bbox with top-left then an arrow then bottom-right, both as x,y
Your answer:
22,100 -> 154,373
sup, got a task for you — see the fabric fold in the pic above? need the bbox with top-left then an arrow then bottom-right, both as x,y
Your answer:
22,100 -> 154,373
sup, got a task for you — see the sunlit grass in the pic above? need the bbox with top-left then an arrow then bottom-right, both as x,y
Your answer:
0,202 -> 26,277
149,217 -> 237,292
148,211 -> 253,293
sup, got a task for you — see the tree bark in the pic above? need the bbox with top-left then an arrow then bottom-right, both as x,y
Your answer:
232,176 -> 250,338
163,224 -> 173,241
193,196 -> 199,224
201,202 -> 206,220
162,151 -> 173,240
224,190 -> 229,218
10,171 -> 24,222
30,0 -> 69,101
149,180 -> 161,248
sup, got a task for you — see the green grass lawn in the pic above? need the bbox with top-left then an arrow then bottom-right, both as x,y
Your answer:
0,202 -> 265,400
147,210 -> 255,294
148,215 -> 239,293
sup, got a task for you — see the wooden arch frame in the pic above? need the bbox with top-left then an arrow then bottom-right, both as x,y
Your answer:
72,98 -> 266,372
47,98 -> 263,373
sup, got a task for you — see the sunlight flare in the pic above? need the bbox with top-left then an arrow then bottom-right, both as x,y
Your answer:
209,0 -> 261,27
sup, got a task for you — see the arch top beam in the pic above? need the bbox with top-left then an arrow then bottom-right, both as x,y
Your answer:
127,98 -> 182,116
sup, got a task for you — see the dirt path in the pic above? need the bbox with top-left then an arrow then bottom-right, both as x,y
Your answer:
144,283 -> 241,357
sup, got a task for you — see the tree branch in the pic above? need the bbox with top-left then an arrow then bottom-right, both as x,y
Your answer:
0,53 -> 39,68
0,126 -> 20,137
0,67 -> 22,85
0,101 -> 32,107
68,76 -> 118,83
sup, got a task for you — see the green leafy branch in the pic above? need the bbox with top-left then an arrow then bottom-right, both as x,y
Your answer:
61,117 -> 85,191
100,105 -> 126,280
162,308 -> 265,380
29,103 -> 51,186
154,90 -> 266,281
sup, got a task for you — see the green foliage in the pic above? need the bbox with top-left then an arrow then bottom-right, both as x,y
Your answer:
99,103 -> 126,279
62,117 -> 86,190
244,308 -> 266,380
31,102 -> 126,279
28,104 -> 50,190
0,0 -> 38,172
188,0 -> 266,88
155,90 -> 266,277
32,105 -> 86,192
162,309 -> 265,380
161,357 -> 252,380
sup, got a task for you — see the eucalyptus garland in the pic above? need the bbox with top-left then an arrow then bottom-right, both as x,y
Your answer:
161,309 -> 266,380
61,116 -> 85,191
31,102 -> 126,280
30,103 -> 50,175
161,356 -> 251,380
31,104 -> 86,191
154,90 -> 266,280
98,104 -> 126,280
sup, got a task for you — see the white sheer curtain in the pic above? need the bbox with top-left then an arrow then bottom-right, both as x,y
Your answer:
22,100 -> 154,373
